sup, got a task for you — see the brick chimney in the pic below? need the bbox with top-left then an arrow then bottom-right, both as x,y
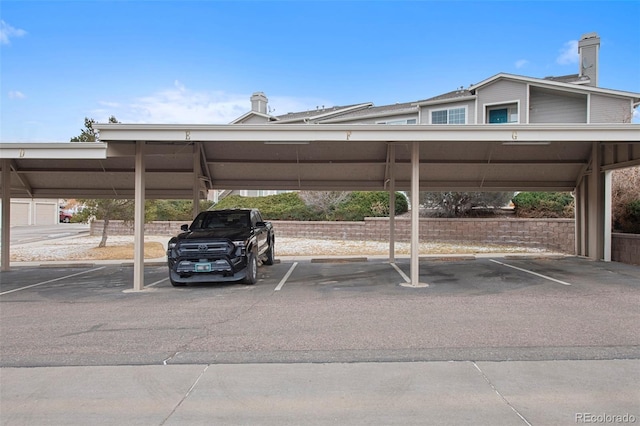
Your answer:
250,92 -> 268,114
578,32 -> 600,87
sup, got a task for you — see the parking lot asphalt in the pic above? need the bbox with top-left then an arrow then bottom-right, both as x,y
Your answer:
1,255 -> 639,425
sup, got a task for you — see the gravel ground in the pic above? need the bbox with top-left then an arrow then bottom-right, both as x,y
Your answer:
9,235 -> 552,261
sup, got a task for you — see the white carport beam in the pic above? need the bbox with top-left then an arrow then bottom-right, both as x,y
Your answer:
1,159 -> 11,271
133,141 -> 146,291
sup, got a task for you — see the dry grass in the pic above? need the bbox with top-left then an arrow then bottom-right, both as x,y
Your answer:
10,235 -> 552,262
85,242 -> 166,260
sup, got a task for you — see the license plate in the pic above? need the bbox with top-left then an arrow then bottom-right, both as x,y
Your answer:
194,263 -> 212,272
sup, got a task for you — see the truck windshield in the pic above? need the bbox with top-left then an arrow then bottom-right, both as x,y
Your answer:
191,211 -> 250,229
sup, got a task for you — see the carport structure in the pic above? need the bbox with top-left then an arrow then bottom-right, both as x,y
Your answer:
1,123 -> 639,290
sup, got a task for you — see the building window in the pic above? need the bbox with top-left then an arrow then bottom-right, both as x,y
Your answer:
487,104 -> 518,124
431,107 -> 466,124
376,118 -> 417,125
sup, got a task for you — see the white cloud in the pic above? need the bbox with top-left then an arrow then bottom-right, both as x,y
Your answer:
115,80 -> 248,124
556,40 -> 579,65
0,20 -> 27,45
99,101 -> 121,108
8,90 -> 26,99
96,81 -> 332,125
633,108 -> 639,124
514,59 -> 529,69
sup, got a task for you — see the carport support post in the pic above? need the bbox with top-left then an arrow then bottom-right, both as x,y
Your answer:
604,170 -> 612,262
410,142 -> 420,285
192,143 -> 201,219
1,159 -> 10,271
587,142 -> 605,260
389,144 -> 396,263
133,141 -> 146,291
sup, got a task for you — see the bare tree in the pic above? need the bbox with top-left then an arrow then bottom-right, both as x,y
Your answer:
299,191 -> 352,219
71,116 -> 126,247
420,191 -> 514,217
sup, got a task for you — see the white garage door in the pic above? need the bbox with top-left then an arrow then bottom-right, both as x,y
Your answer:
35,202 -> 56,225
11,202 -> 30,226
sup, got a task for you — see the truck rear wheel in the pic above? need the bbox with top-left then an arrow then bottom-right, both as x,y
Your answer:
264,237 -> 275,265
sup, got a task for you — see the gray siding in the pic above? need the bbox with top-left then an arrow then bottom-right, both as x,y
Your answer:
243,115 -> 271,124
529,87 -> 587,123
590,94 -> 632,123
419,100 -> 476,124
335,113 -> 419,125
476,80 -> 527,123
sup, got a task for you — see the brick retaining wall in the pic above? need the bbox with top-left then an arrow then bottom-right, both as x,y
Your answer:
90,218 -> 640,264
273,217 -> 576,253
612,233 -> 640,266
91,217 -> 576,253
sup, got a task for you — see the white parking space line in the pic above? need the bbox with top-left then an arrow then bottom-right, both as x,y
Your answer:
390,263 -> 410,283
274,262 -> 298,291
0,267 -> 107,296
147,277 -> 169,288
489,259 -> 572,286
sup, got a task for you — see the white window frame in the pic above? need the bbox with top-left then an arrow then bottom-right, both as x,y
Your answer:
428,106 -> 468,124
375,118 -> 417,125
483,100 -> 520,124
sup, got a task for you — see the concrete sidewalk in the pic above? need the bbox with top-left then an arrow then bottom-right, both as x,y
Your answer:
2,360 -> 638,425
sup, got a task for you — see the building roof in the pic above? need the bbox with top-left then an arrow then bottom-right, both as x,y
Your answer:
320,101 -> 419,123
274,102 -> 373,123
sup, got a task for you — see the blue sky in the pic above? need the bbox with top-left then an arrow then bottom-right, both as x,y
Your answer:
1,0 -> 639,142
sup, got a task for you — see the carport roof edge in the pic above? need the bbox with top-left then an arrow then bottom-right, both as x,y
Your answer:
93,123 -> 640,143
0,142 -> 108,159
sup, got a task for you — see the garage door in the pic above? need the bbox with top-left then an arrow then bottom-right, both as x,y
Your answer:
11,202 -> 30,226
35,202 -> 56,225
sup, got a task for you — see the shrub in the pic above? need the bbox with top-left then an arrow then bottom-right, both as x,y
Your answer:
212,191 -> 408,221
213,192 -> 313,219
616,199 -> 640,233
512,192 -> 574,218
150,200 -> 215,221
334,191 -> 408,221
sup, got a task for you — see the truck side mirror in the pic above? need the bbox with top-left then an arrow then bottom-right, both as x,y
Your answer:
181,224 -> 189,231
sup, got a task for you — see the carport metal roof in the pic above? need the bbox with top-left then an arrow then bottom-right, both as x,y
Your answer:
2,123 -> 640,199
2,123 -> 640,290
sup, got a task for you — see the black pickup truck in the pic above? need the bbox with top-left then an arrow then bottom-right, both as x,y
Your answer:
167,209 -> 275,286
